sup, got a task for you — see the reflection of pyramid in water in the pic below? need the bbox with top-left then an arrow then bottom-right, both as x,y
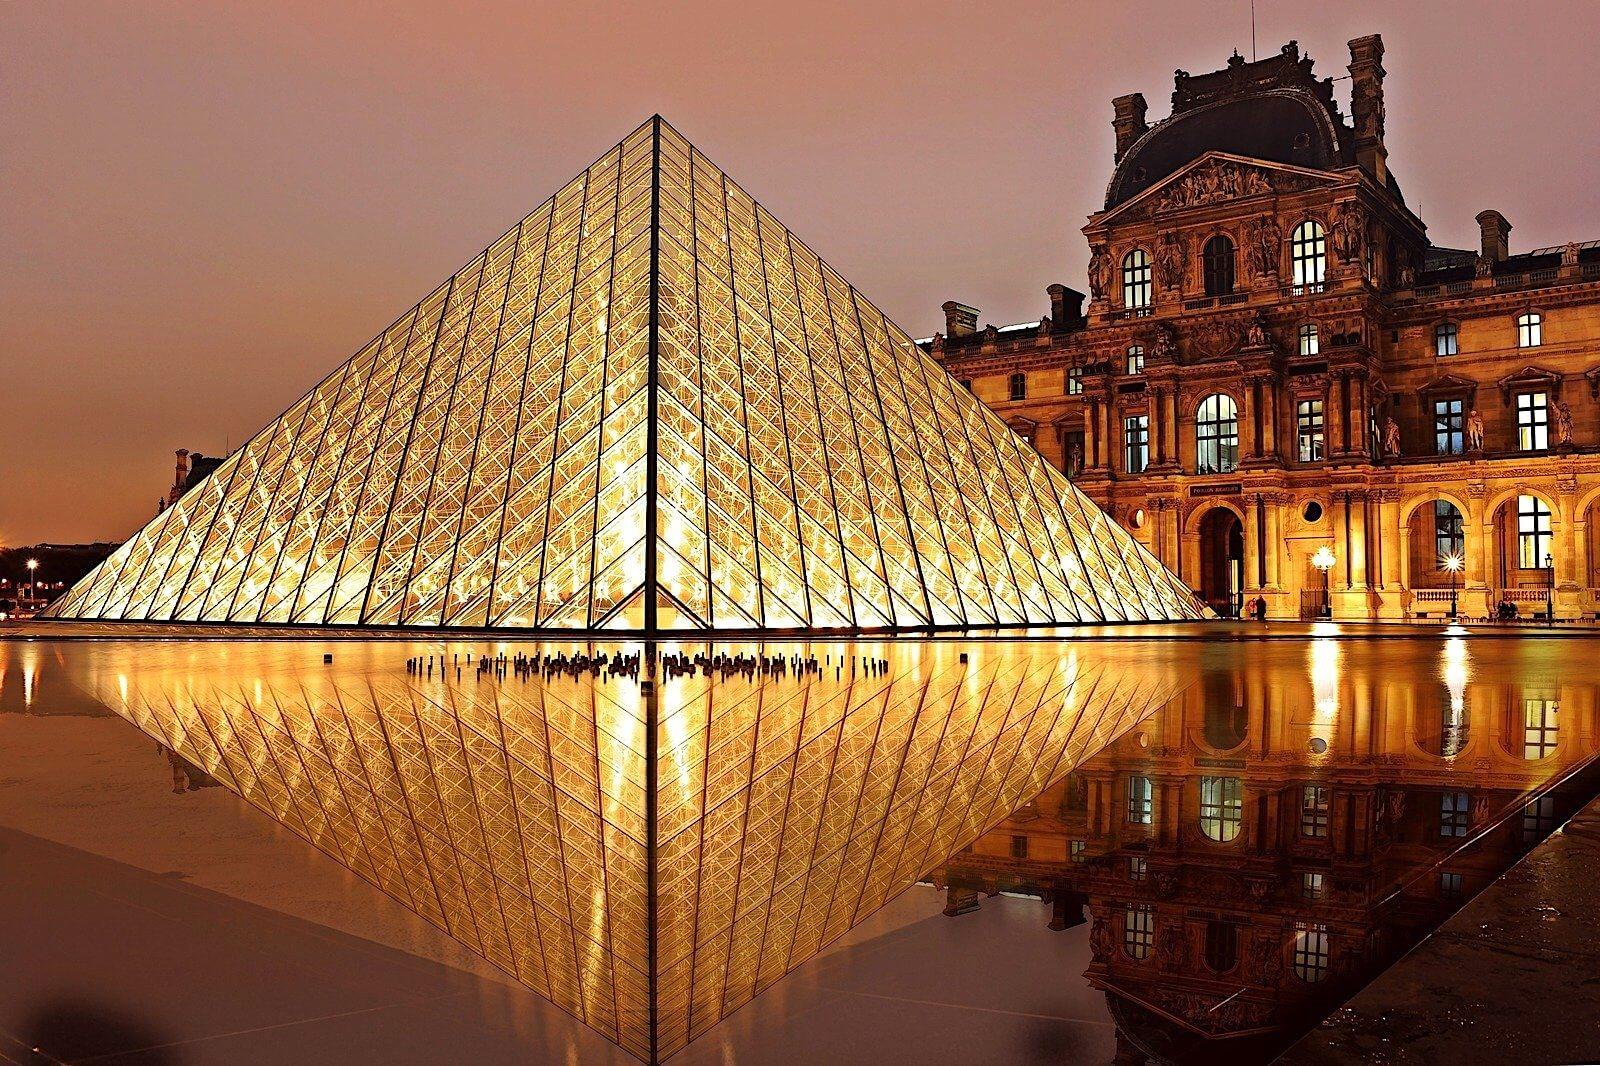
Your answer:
72,640 -> 1185,1062
50,118 -> 1203,631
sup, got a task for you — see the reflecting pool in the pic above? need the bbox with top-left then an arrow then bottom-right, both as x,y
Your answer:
1,632 -> 1595,1064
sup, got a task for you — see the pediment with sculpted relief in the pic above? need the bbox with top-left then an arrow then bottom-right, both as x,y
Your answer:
1097,152 -> 1341,226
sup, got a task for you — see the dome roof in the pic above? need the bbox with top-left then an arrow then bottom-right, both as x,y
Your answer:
1105,89 -> 1347,209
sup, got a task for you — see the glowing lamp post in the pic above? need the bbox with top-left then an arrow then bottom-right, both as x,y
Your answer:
25,558 -> 38,604
1442,552 -> 1463,620
1545,552 -> 1555,624
1311,546 -> 1336,619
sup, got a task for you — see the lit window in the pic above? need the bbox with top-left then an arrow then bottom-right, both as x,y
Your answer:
1522,698 -> 1558,760
1069,839 -> 1086,863
1199,776 -> 1243,842
1124,905 -> 1155,960
1195,393 -> 1239,474
1128,855 -> 1147,882
1435,322 -> 1459,357
1433,399 -> 1465,455
1124,415 -> 1149,474
1440,791 -> 1471,838
1125,345 -> 1145,375
1066,365 -> 1083,395
1298,322 -> 1319,356
1297,399 -> 1325,462
1522,796 -> 1558,842
1122,249 -> 1153,311
1516,495 -> 1552,569
1010,834 -> 1029,859
1440,871 -> 1463,898
1291,220 -> 1327,292
1434,501 -> 1465,561
1009,372 -> 1027,401
1517,312 -> 1542,348
1203,234 -> 1236,296
1300,785 -> 1331,838
1293,922 -> 1330,982
1516,391 -> 1549,450
1128,775 -> 1153,825
1302,871 -> 1325,900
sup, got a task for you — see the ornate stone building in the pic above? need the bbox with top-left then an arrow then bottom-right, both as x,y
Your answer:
927,36 -> 1600,619
934,643 -> 1598,1058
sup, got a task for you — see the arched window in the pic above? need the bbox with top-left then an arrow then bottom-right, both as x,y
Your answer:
1008,372 -> 1027,400
1204,921 -> 1239,973
1122,249 -> 1153,311
1199,776 -> 1243,841
1517,312 -> 1542,348
1202,234 -> 1236,296
1435,322 -> 1459,357
1298,322 -> 1319,356
1516,495 -> 1552,568
1291,220 -> 1327,292
1434,500 -> 1465,562
1195,394 -> 1239,474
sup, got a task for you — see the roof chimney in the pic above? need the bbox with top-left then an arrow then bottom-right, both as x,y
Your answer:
1047,284 -> 1085,328
1112,94 -> 1148,162
1346,35 -> 1387,184
941,301 -> 980,337
1476,210 -> 1512,262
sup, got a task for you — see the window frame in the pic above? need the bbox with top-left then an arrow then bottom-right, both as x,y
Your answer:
1516,494 -> 1552,569
1440,790 -> 1471,838
1291,220 -> 1327,292
1127,775 -> 1154,825
1433,397 -> 1465,455
1522,698 -> 1558,760
1517,311 -> 1543,349
1195,393 -> 1240,474
1125,344 -> 1145,375
1066,365 -> 1083,395
1435,321 -> 1459,357
1202,233 -> 1237,297
1299,784 -> 1331,839
1434,500 -> 1465,561
1008,372 -> 1027,402
1296,398 -> 1326,463
1199,775 -> 1243,842
1515,391 -> 1549,451
1298,322 -> 1320,356
1124,413 -> 1149,474
1293,922 -> 1330,983
1124,904 -> 1155,960
1122,249 -> 1153,311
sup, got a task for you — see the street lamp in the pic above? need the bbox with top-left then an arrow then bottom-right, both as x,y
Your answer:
1311,545 -> 1336,619
1545,552 -> 1555,625
1442,552 -> 1464,620
25,558 -> 38,604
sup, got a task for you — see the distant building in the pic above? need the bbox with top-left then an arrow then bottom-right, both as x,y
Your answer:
162,448 -> 225,510
927,35 -> 1600,620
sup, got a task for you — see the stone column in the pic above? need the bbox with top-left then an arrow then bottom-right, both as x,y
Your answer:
943,884 -> 982,917
1350,491 -> 1370,588
1326,377 -> 1344,456
1151,386 -> 1168,466
1241,381 -> 1259,459
1262,380 -> 1279,457
1556,488 -> 1581,618
1264,496 -> 1283,590
1085,400 -> 1100,469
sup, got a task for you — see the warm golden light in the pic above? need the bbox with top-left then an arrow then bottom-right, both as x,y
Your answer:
1443,552 -> 1464,572
1311,545 -> 1337,572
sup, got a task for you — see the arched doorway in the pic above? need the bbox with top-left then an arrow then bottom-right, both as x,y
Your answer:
1491,493 -> 1555,619
1197,508 -> 1244,618
1406,499 -> 1466,617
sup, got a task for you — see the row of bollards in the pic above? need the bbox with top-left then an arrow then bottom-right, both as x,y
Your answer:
396,648 -> 894,685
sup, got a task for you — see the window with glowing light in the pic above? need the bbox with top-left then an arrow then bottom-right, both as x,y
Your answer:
1195,394 -> 1239,474
1124,415 -> 1149,474
1300,784 -> 1331,838
1125,345 -> 1145,375
1128,775 -> 1153,825
1199,776 -> 1243,841
1522,698 -> 1558,760
1122,250 -> 1153,311
1124,905 -> 1155,959
1516,495 -> 1552,568
1293,922 -> 1330,982
1435,322 -> 1459,357
1434,500 -> 1465,561
1297,400 -> 1325,462
1517,312 -> 1542,348
1516,392 -> 1549,450
1298,322 -> 1319,356
1434,398 -> 1465,455
1291,221 -> 1326,292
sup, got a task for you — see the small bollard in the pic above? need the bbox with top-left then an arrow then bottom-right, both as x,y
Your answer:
323,653 -> 333,664
640,680 -> 655,695
959,652 -> 968,663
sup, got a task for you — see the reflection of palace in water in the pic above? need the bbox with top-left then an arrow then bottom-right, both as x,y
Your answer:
939,637 -> 1597,1061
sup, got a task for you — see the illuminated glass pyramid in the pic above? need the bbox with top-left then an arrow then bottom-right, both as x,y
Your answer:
65,638 -> 1187,1062
50,117 -> 1202,632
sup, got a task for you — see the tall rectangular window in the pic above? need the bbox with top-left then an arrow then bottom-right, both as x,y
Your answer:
1199,776 -> 1243,841
1517,495 -> 1552,569
1128,855 -> 1147,881
1127,775 -> 1153,825
1291,221 -> 1327,293
1298,323 -> 1319,356
1125,345 -> 1145,375
1516,391 -> 1548,450
1435,322 -> 1459,357
1522,796 -> 1558,842
1066,366 -> 1083,395
1123,250 -> 1153,311
1433,398 -> 1464,455
1518,312 -> 1542,348
1010,834 -> 1029,859
1522,698 -> 1559,760
1124,905 -> 1155,959
1009,372 -> 1027,401
1124,415 -> 1149,474
1440,791 -> 1471,838
1302,871 -> 1325,900
1297,400 -> 1325,462
1434,501 -> 1464,560
1293,923 -> 1330,982
1300,784 -> 1331,838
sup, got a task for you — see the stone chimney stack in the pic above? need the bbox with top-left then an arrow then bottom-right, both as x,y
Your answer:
1476,210 -> 1512,262
941,301 -> 980,337
1112,94 -> 1148,162
1347,35 -> 1387,184
1047,284 -> 1085,328
169,449 -> 191,506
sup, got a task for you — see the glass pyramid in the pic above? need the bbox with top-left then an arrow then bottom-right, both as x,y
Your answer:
48,117 -> 1203,632
62,638 -> 1188,1062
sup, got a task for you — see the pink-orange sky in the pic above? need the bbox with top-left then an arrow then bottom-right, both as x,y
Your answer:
5,1 -> 1600,546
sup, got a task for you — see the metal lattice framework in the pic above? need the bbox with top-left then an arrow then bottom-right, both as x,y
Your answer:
48,118 -> 1204,632
66,639 -> 1185,1062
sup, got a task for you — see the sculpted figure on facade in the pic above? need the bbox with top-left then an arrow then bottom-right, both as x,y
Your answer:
1248,216 -> 1282,279
1331,202 -> 1366,264
1244,313 -> 1269,348
1152,322 -> 1180,362
1555,400 -> 1574,445
1467,408 -> 1485,450
1562,241 -> 1582,268
1156,232 -> 1187,290
1153,161 -> 1271,213
1383,417 -> 1401,457
1475,252 -> 1494,279
1087,244 -> 1111,301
